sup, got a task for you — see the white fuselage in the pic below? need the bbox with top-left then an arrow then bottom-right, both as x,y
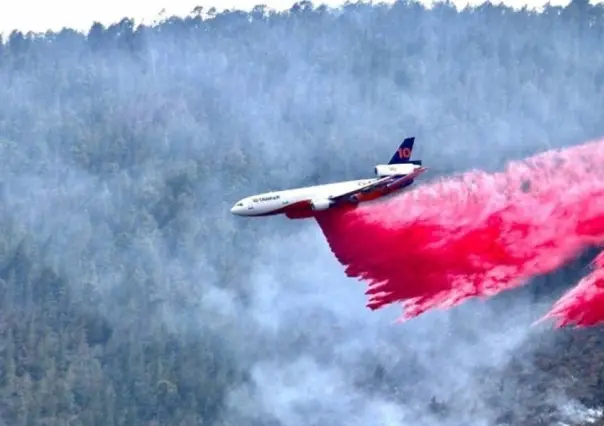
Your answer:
230,178 -> 378,216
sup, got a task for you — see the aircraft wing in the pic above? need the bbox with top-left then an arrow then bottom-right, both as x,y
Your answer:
329,167 -> 426,204
328,176 -> 393,203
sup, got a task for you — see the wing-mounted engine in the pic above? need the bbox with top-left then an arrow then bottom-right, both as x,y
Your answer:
310,198 -> 333,211
374,162 -> 419,177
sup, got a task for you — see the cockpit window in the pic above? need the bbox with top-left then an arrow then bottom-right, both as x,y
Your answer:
237,202 -> 243,207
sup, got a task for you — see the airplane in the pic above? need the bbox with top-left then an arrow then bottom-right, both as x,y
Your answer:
230,136 -> 427,219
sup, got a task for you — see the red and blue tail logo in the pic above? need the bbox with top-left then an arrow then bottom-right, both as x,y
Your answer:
389,137 -> 421,165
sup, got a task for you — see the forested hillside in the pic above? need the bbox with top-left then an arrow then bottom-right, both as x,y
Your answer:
0,0 -> 604,425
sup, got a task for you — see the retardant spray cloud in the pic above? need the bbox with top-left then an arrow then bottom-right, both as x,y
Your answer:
315,137 -> 604,328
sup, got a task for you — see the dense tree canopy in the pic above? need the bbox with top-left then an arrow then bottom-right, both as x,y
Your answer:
0,0 -> 604,425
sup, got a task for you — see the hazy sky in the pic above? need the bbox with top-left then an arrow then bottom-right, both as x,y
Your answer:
0,0 -> 570,35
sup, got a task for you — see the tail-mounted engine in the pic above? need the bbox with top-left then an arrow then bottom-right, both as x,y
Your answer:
374,162 -> 419,177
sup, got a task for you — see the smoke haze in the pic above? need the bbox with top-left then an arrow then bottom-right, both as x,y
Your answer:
0,1 -> 603,424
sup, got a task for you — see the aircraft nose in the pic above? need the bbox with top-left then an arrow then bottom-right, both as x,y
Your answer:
230,202 -> 245,215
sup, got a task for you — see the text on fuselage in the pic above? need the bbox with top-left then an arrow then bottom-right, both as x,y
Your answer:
253,195 -> 281,203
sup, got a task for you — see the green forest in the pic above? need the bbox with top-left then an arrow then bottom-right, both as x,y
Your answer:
0,0 -> 604,424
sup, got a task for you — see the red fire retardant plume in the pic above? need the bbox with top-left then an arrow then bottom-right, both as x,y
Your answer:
314,138 -> 604,328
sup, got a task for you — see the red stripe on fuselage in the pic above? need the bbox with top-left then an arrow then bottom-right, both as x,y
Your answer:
245,200 -> 314,218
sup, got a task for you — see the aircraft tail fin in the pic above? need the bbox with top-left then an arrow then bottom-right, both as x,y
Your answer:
388,137 -> 421,165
